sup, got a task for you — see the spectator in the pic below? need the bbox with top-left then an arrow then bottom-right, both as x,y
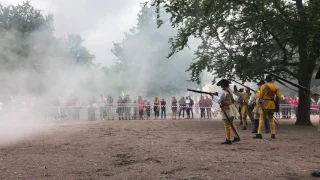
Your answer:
117,96 -> 124,120
171,96 -> 178,120
99,95 -> 106,120
186,97 -> 190,119
145,101 -> 151,120
285,96 -> 292,119
280,96 -> 288,119
205,96 -> 212,119
178,96 -> 186,119
138,96 -> 144,120
199,96 -> 206,119
106,96 -> 114,120
154,97 -> 161,120
189,96 -> 194,119
88,96 -> 96,121
161,98 -> 166,119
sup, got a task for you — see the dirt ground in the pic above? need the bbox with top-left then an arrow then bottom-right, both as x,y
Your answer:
1,116 -> 320,180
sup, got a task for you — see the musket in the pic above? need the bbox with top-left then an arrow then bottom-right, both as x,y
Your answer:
228,79 -> 255,124
229,79 -> 279,125
187,88 -> 240,138
274,78 -> 299,93
229,79 -> 256,92
187,89 -> 215,96
265,70 -> 320,96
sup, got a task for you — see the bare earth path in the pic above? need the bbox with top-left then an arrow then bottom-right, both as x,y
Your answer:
0,118 -> 320,180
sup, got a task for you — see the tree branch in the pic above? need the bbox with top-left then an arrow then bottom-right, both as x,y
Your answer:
271,0 -> 295,26
232,0 -> 290,66
214,30 -> 233,57
284,62 -> 299,66
272,67 -> 298,78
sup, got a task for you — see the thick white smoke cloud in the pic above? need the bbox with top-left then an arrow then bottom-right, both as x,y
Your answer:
0,2 -> 114,147
0,1 -> 204,147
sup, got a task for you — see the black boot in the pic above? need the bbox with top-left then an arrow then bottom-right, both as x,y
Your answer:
253,134 -> 262,139
119,117 -> 121,120
252,130 -> 257,133
242,126 -> 247,130
312,170 -> 320,177
271,134 -> 276,139
221,139 -> 232,145
232,137 -> 240,142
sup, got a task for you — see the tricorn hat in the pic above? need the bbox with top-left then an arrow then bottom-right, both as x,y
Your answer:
216,79 -> 231,86
257,80 -> 265,86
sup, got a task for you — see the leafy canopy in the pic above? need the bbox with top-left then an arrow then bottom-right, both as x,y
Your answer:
152,0 -> 320,84
110,5 -> 197,98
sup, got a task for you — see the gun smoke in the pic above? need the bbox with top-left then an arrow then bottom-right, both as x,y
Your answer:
0,1 -> 200,147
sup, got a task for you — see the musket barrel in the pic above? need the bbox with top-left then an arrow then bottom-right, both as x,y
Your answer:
229,79 -> 256,92
265,71 -> 320,96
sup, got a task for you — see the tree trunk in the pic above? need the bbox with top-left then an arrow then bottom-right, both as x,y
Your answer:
295,68 -> 313,126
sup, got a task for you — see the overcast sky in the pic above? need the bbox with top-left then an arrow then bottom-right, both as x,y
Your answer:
1,0 -> 143,66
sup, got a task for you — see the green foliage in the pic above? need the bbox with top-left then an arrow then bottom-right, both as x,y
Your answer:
0,1 -> 54,68
152,0 -> 320,82
0,1 -> 96,95
110,5 -> 197,98
152,0 -> 320,125
0,1 -> 54,33
67,34 -> 96,66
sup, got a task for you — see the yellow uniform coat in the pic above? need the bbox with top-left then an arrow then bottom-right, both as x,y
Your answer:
256,83 -> 281,110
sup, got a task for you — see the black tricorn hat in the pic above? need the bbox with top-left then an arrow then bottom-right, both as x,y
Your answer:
216,79 -> 231,86
265,75 -> 272,82
257,80 -> 265,86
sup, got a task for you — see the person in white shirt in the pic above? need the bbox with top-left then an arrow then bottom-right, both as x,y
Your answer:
212,79 -> 240,145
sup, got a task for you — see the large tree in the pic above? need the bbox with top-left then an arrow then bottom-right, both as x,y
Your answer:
152,0 -> 320,126
0,1 -> 96,96
110,5 -> 197,98
67,34 -> 96,67
0,1 -> 54,68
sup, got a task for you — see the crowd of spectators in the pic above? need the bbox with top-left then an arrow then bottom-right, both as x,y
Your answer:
0,94 -> 318,121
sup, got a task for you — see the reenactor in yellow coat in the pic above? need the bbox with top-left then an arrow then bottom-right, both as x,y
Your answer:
254,75 -> 281,139
234,86 -> 254,130
250,80 -> 270,133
